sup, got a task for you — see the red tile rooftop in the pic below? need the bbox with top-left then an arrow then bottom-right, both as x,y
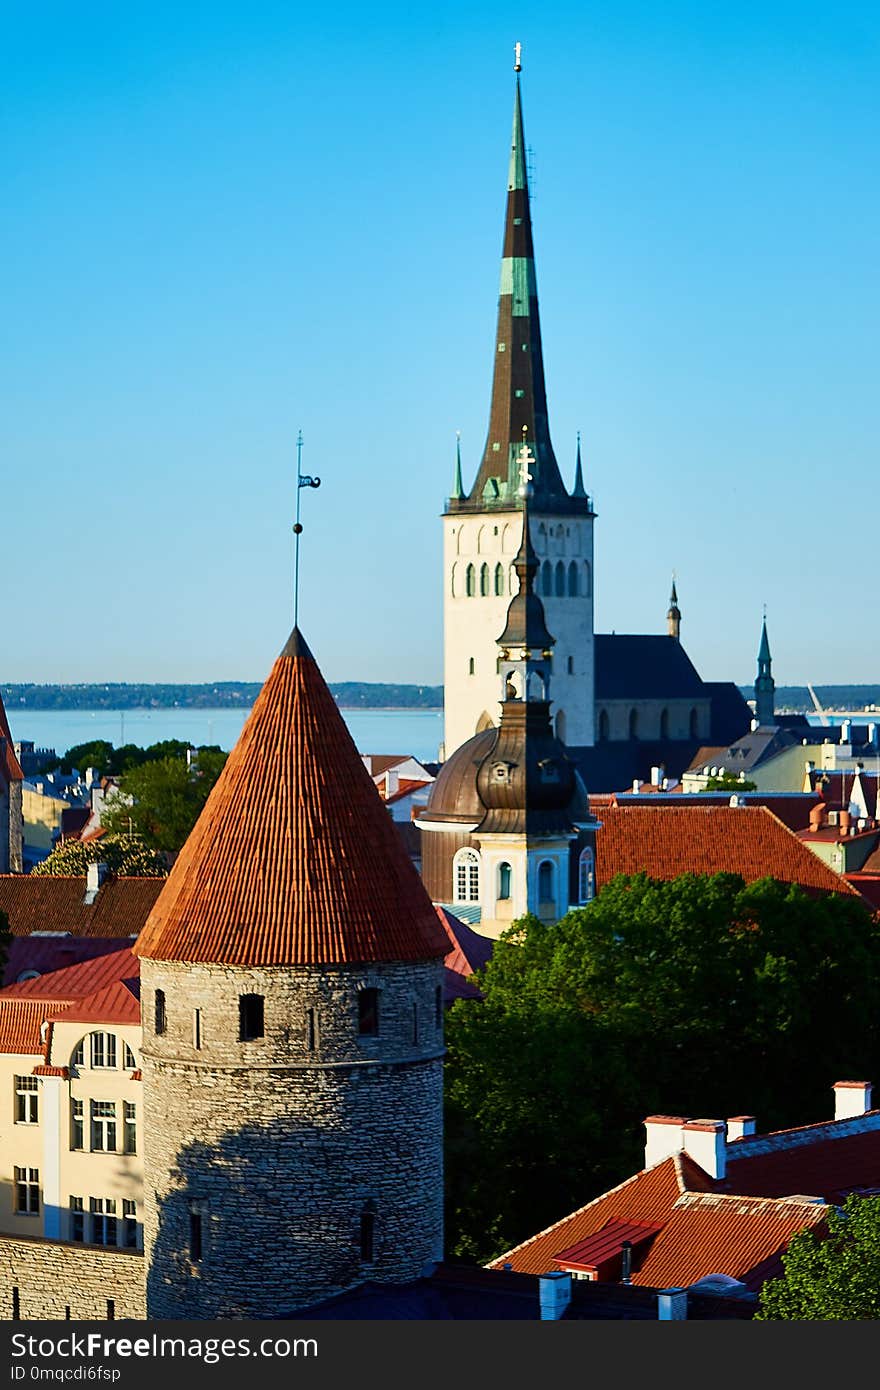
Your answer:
596,805 -> 859,897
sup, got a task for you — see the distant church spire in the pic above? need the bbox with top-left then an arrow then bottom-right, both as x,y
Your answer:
755,612 -> 775,726
450,433 -> 464,501
667,575 -> 681,640
572,432 -> 588,500
450,62 -> 587,514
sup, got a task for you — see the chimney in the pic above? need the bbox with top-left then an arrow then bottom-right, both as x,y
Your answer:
384,768 -> 400,799
538,1271 -> 572,1320
726,1116 -> 757,1142
839,809 -> 851,834
841,719 -> 851,744
869,723 -> 878,748
632,779 -> 641,793
657,1288 -> 688,1321
361,755 -> 373,773
85,861 -> 109,896
750,718 -> 759,732
681,1120 -> 726,1179
833,1081 -> 873,1121
620,1240 -> 633,1286
809,804 -> 826,831
644,1115 -> 686,1168
650,766 -> 662,787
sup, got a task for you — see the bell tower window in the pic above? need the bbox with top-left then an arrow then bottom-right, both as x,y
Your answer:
498,862 -> 512,900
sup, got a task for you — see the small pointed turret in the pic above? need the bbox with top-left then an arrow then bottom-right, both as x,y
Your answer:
572,433 -> 588,500
496,436 -> 555,659
667,576 -> 681,641
450,434 -> 464,501
754,613 -> 775,727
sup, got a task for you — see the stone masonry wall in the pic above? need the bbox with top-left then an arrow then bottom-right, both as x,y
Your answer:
0,1235 -> 144,1320
141,958 -> 445,1318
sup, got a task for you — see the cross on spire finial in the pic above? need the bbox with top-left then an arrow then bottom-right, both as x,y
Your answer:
293,431 -> 321,629
517,424 -> 535,497
514,41 -> 522,72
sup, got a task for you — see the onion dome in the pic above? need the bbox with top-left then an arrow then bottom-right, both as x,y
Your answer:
134,628 -> 449,967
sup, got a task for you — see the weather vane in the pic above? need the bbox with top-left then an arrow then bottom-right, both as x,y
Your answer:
293,430 -> 321,628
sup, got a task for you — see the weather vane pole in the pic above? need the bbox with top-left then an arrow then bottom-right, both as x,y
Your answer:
293,430 -> 321,628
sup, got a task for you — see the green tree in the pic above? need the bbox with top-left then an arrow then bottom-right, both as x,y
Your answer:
54,740 -> 115,775
101,750 -> 227,852
444,874 -> 880,1262
704,774 -> 758,792
758,1195 -> 880,1319
32,835 -> 166,878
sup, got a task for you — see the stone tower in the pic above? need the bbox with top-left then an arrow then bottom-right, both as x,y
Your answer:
667,577 -> 681,641
443,64 -> 596,757
0,692 -> 23,874
134,628 -> 449,1318
754,615 -> 775,727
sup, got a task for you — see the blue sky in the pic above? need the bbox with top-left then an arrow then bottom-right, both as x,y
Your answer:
3,2 -> 878,685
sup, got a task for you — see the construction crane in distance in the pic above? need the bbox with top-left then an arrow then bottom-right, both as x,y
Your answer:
806,683 -> 831,726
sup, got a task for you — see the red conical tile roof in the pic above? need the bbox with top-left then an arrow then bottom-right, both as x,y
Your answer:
134,629 -> 449,966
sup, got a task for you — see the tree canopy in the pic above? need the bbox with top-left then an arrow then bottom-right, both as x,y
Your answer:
32,834 -> 166,878
47,738 -> 225,777
758,1195 -> 880,1320
101,749 -> 227,852
443,873 -> 880,1262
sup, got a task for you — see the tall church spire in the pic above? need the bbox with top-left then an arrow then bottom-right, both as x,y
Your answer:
450,62 -> 586,514
755,613 -> 775,727
667,576 -> 681,640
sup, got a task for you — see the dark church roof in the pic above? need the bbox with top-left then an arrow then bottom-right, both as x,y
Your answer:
594,635 -> 705,701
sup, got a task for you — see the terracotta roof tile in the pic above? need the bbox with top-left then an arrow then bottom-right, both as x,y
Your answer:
724,1126 -> 880,1204
0,877 -> 164,938
0,998 -> 72,1054
635,1192 -> 828,1292
491,1154 -> 709,1274
596,806 -> 858,897
135,628 -> 449,966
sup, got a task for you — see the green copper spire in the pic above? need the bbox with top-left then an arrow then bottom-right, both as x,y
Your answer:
572,432 -> 587,499
755,612 -> 775,725
451,433 -> 464,500
758,615 -> 771,664
508,74 -> 528,193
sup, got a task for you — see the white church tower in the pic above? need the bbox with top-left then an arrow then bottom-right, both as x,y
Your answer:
442,60 -> 596,758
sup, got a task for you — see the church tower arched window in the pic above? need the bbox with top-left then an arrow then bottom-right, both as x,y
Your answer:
541,561 -> 553,597
494,563 -> 505,596
453,848 -> 481,903
568,561 -> 578,596
479,563 -> 490,597
465,564 -> 476,597
538,860 -> 556,903
555,561 -> 565,597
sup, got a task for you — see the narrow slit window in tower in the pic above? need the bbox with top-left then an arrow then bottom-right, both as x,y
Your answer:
358,988 -> 379,1036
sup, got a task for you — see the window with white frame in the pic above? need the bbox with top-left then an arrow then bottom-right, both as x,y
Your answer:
90,1033 -> 117,1069
122,1200 -> 137,1248
123,1102 -> 137,1155
123,1042 -> 137,1070
453,848 -> 481,903
91,1101 -> 117,1152
14,1167 -> 39,1214
70,1196 -> 84,1242
71,1039 -> 85,1068
70,1099 -> 84,1150
90,1197 -> 117,1246
15,1076 -> 39,1124
578,847 -> 596,904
